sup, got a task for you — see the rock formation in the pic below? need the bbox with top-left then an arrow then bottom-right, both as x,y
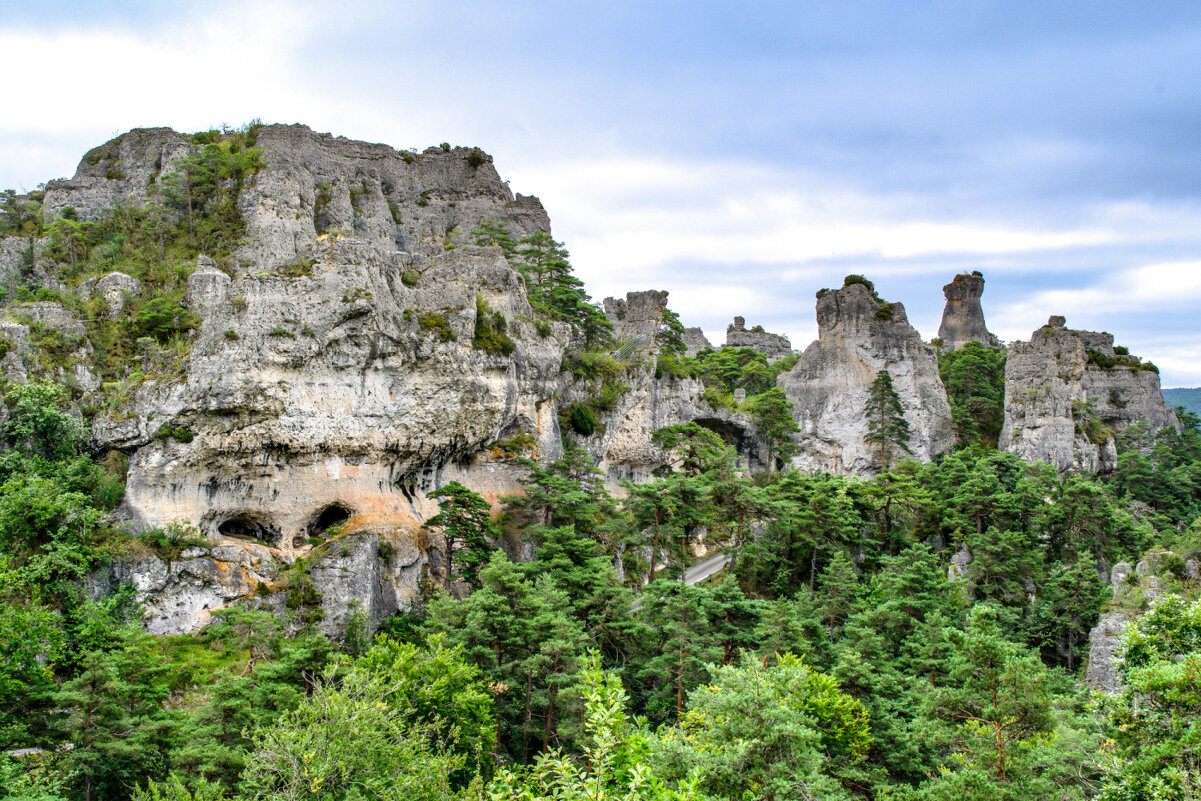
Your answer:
725,316 -> 792,362
578,292 -> 764,487
681,327 -> 713,356
937,271 -> 1000,350
778,281 -> 955,475
999,316 -> 1180,474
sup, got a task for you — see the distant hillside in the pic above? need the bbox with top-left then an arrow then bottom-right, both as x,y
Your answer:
1163,387 -> 1201,415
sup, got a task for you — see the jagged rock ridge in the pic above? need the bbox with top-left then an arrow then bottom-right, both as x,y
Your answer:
725,316 -> 792,362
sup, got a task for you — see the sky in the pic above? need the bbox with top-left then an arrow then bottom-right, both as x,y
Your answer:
3,1 -> 1201,384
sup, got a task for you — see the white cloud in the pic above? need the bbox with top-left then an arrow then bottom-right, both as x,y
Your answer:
991,260 -> 1201,341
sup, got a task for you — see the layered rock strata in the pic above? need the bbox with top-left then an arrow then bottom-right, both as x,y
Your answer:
999,316 -> 1179,474
778,283 -> 955,475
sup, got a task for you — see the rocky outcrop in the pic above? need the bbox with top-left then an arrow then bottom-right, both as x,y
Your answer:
778,282 -> 955,475
999,316 -> 1179,474
604,290 -> 669,346
1086,611 -> 1130,692
937,272 -> 999,350
681,327 -> 712,356
725,316 -> 792,362
79,272 -> 142,319
580,292 -> 765,487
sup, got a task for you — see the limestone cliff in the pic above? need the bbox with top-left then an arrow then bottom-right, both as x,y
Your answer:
778,281 -> 955,475
999,316 -> 1179,474
937,271 -> 1000,350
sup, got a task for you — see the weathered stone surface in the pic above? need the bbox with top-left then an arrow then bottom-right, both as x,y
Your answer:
43,128 -> 193,222
948,543 -> 973,580
1000,316 -> 1180,474
725,316 -> 792,362
79,271 -> 142,319
88,541 -> 285,635
1087,611 -> 1130,692
937,272 -> 1000,350
604,290 -> 669,345
1110,561 -> 1133,592
681,327 -> 713,356
778,282 -> 955,475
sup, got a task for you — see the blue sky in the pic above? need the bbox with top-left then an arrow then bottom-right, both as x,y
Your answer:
4,1 -> 1201,384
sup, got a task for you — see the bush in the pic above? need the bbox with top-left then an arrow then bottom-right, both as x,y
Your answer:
417,312 -> 456,341
467,148 -> 486,169
472,295 -> 516,356
843,274 -> 876,293
153,425 -> 195,444
401,270 -> 419,287
130,297 -> 201,345
565,403 -> 598,436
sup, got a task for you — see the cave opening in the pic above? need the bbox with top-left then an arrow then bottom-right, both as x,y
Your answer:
217,513 -> 277,544
297,503 -> 354,548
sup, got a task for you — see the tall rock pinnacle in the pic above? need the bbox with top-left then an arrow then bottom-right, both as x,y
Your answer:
937,271 -> 999,350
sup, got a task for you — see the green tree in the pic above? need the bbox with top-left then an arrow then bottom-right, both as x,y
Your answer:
238,663 -> 463,801
426,481 -> 495,587
3,382 -> 85,463
651,652 -> 868,800
470,219 -> 517,258
925,605 -> 1054,784
750,386 -> 800,468
865,369 -> 911,469
487,653 -> 703,801
938,342 -> 1007,448
1097,594 -> 1201,800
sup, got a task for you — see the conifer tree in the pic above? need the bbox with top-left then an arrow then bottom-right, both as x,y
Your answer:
425,481 -> 495,587
865,369 -> 911,469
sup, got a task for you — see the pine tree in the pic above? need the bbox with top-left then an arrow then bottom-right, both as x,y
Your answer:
865,370 -> 911,469
426,482 -> 495,587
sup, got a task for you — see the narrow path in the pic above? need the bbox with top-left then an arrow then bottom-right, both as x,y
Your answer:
683,552 -> 730,585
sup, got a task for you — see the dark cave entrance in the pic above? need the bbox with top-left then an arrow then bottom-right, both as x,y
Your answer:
217,513 -> 279,545
297,503 -> 354,548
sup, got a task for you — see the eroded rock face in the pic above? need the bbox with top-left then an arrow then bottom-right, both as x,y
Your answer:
999,316 -> 1179,474
682,327 -> 713,356
1087,611 -> 1130,693
937,272 -> 999,351
778,283 -> 955,475
581,292 -> 765,487
725,316 -> 792,362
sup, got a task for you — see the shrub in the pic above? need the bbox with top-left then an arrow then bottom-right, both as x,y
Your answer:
130,297 -> 201,344
224,329 -> 239,341
154,425 -> 195,444
467,148 -> 486,169
566,403 -> 598,436
268,327 -> 295,338
843,274 -> 876,293
1087,349 -> 1116,369
417,312 -> 456,341
472,295 -> 516,356
401,270 -> 419,287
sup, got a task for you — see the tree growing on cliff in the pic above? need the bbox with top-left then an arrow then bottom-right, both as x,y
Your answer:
865,370 -> 911,469
425,482 -> 495,587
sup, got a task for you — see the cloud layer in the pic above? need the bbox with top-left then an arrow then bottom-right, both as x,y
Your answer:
4,1 -> 1201,384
